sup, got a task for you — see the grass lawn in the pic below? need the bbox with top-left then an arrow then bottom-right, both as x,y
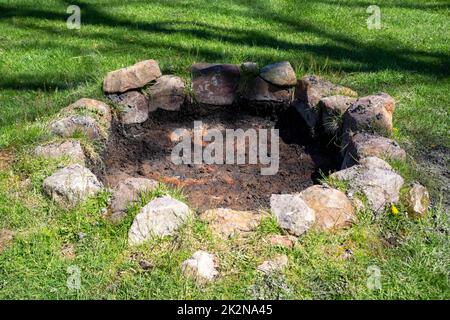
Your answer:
0,0 -> 449,299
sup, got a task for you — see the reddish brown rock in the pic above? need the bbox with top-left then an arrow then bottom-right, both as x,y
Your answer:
299,185 -> 356,231
294,75 -> 357,129
191,63 -> 240,105
109,91 -> 149,125
103,59 -> 161,93
342,132 -> 406,168
268,234 -> 297,248
147,75 -> 185,111
0,229 -> 14,254
342,93 -> 396,148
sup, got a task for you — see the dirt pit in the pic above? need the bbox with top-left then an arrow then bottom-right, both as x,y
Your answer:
103,107 -> 340,212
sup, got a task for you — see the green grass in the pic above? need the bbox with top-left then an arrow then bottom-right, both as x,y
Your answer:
0,0 -> 449,299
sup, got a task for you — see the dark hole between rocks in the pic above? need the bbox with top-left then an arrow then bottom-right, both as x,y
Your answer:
102,105 -> 340,211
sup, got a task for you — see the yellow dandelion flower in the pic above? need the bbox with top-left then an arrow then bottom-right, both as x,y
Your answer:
391,205 -> 399,215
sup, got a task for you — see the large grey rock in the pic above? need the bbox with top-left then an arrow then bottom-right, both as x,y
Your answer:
128,196 -> 191,245
43,164 -> 103,205
270,194 -> 315,236
330,157 -> 404,213
299,185 -> 355,231
108,91 -> 149,125
342,93 -> 396,148
181,250 -> 219,282
103,59 -> 161,93
109,177 -> 158,223
406,183 -> 430,217
320,95 -> 357,135
342,132 -> 406,168
50,115 -> 101,140
34,140 -> 86,164
191,63 -> 240,105
259,61 -> 296,87
147,75 -> 185,111
200,208 -> 267,238
294,75 -> 357,130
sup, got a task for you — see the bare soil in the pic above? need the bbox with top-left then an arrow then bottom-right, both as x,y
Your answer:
103,107 -> 339,212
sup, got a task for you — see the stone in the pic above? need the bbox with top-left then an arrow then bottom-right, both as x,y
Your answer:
66,98 -> 112,124
181,250 -> 219,282
109,177 -> 158,223
406,183 -> 430,217
294,75 -> 357,129
50,115 -> 101,140
270,194 -> 315,236
257,255 -> 288,274
241,76 -> 293,104
147,75 -> 185,111
342,93 -> 396,148
128,196 -> 191,245
103,59 -> 162,93
320,95 -> 357,135
191,63 -> 240,105
298,185 -> 355,231
268,235 -> 297,249
342,132 -> 406,168
259,61 -> 296,87
108,91 -> 149,125
330,157 -> 404,213
43,164 -> 103,205
0,229 -> 14,254
200,208 -> 267,238
34,140 -> 86,164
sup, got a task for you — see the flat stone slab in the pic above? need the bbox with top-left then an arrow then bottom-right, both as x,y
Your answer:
66,98 -> 112,123
191,63 -> 240,106
43,164 -> 103,205
128,195 -> 191,245
103,59 -> 161,94
241,76 -> 293,104
200,208 -> 267,238
147,75 -> 185,111
34,140 -> 86,164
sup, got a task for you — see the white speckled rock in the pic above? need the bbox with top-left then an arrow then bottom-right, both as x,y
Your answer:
181,250 -> 218,282
43,164 -> 103,205
128,196 -> 190,245
331,157 -> 404,213
270,194 -> 315,236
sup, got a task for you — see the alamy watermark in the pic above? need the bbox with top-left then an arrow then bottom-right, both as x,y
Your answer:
366,265 -> 382,290
170,121 -> 279,175
66,5 -> 81,30
67,265 -> 81,291
367,5 -> 381,30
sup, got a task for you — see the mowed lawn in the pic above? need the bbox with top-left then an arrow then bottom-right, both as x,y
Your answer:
0,0 -> 449,299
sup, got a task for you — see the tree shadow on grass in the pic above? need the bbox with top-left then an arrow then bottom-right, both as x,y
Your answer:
0,0 -> 448,93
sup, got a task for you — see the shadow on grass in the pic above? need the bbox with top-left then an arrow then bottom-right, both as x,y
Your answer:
0,0 -> 448,92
